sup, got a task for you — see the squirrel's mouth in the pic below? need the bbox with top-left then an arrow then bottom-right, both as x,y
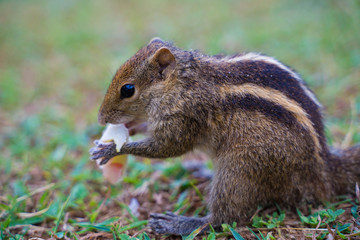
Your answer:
125,120 -> 148,136
124,120 -> 141,128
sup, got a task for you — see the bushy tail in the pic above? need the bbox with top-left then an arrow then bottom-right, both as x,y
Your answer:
327,144 -> 360,195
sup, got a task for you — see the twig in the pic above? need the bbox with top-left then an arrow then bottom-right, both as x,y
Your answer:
7,224 -> 50,232
133,171 -> 161,196
252,227 -> 334,231
131,226 -> 150,238
16,183 -> 55,203
249,206 -> 263,222
347,231 -> 360,237
315,215 -> 322,229
91,185 -> 111,223
17,203 -> 52,219
79,232 -> 113,240
325,222 -> 337,240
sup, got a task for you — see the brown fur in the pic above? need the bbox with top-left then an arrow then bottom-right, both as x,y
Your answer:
95,38 -> 360,236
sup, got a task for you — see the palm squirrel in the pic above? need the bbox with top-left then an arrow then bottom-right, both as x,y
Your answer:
90,38 -> 360,236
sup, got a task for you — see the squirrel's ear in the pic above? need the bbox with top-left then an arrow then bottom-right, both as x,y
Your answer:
149,37 -> 164,44
150,47 -> 176,79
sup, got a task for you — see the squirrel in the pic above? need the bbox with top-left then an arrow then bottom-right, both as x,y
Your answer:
90,37 -> 360,236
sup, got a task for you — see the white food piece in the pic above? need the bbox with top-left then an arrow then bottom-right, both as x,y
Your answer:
93,124 -> 130,184
100,124 -> 129,152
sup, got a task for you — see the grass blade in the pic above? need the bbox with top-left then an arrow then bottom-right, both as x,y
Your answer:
247,227 -> 261,240
229,226 -> 245,240
183,223 -> 208,240
53,192 -> 72,232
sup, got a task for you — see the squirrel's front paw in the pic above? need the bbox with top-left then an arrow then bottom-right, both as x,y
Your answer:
89,140 -> 117,165
149,212 -> 208,236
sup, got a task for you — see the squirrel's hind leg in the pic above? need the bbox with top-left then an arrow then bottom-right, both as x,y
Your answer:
149,212 -> 210,236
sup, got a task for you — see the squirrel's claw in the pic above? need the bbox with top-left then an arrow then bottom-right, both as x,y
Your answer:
89,140 -> 117,165
149,212 -> 175,221
89,146 -> 105,159
149,212 -> 209,236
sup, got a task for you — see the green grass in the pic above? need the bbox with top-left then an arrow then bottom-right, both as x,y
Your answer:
0,0 -> 360,239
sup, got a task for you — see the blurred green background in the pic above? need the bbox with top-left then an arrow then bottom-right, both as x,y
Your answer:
0,0 -> 359,238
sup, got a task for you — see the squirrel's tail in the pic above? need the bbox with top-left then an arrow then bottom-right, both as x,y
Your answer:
327,144 -> 360,195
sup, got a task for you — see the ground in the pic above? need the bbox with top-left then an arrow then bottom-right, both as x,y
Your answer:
0,1 -> 360,239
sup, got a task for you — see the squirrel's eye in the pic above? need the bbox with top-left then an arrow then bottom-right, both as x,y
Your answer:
120,84 -> 135,99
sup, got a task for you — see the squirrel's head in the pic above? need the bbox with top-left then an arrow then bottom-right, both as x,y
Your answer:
98,37 -> 177,125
